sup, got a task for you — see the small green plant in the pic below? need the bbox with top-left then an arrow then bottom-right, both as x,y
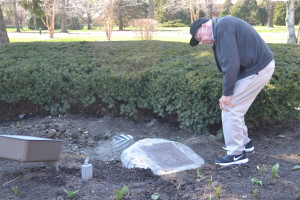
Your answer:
257,164 -> 267,175
151,192 -> 160,200
195,168 -> 203,179
12,186 -> 19,196
252,189 -> 259,199
216,129 -> 224,140
63,188 -> 80,199
251,178 -> 263,186
272,163 -> 280,178
207,195 -> 212,200
16,122 -> 22,128
176,183 -> 182,191
114,185 -> 129,200
214,185 -> 221,198
291,165 -> 300,171
207,176 -> 213,185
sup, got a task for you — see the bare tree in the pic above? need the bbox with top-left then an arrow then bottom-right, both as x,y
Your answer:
164,0 -> 201,23
190,0 -> 201,22
130,18 -> 160,40
1,0 -> 21,31
202,0 -> 217,18
116,0 -> 124,30
17,5 -> 27,27
60,0 -> 69,33
114,0 -> 142,30
148,0 -> 154,19
20,0 -> 57,38
70,0 -> 101,30
264,0 -> 275,27
101,0 -> 114,40
42,0 -> 57,38
285,0 -> 296,43
13,0 -> 21,32
165,0 -> 218,23
0,5 -> 10,43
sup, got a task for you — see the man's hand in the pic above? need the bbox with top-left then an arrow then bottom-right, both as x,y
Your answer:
219,96 -> 235,111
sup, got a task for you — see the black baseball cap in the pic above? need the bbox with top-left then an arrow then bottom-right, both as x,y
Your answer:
189,18 -> 209,47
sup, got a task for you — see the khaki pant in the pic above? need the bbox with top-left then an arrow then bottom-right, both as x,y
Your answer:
222,60 -> 275,155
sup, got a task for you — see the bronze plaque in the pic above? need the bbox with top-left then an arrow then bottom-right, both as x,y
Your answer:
141,143 -> 195,170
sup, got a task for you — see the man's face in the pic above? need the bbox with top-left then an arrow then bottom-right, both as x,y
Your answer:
194,24 -> 214,44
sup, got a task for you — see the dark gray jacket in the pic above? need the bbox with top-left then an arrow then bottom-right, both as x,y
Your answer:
212,16 -> 274,96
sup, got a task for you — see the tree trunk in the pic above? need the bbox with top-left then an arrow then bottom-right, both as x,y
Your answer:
87,14 -> 92,30
189,0 -> 193,22
118,3 -> 123,30
103,0 -> 114,40
41,0 -> 57,38
267,1 -> 274,28
189,0 -> 200,23
148,0 -> 155,19
49,26 -> 54,38
60,0 -> 68,33
0,6 -> 9,43
204,0 -> 213,19
13,0 -> 21,32
297,25 -> 300,43
286,0 -> 296,43
50,0 -> 56,38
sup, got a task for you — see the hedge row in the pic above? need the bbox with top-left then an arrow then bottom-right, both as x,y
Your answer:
0,41 -> 299,133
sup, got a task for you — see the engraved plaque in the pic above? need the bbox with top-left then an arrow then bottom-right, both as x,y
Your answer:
141,143 -> 195,171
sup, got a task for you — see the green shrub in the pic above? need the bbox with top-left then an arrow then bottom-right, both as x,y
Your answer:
0,41 -> 299,133
67,17 -> 84,30
28,16 -> 60,30
162,20 -> 187,27
231,0 -> 259,25
219,0 -> 233,17
274,2 -> 286,26
257,2 -> 268,26
28,17 -> 48,30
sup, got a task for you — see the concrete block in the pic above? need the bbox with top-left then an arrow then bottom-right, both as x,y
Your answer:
0,135 -> 62,162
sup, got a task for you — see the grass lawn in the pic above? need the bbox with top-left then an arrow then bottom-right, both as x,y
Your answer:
6,25 -> 299,44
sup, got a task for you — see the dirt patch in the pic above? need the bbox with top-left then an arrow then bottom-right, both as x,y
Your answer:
0,115 -> 299,200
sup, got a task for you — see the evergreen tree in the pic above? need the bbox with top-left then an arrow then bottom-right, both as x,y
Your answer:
273,2 -> 286,25
219,0 -> 233,17
154,0 -> 167,22
231,0 -> 259,25
257,2 -> 268,26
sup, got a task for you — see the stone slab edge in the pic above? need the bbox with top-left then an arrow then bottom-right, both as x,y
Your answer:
120,138 -> 205,175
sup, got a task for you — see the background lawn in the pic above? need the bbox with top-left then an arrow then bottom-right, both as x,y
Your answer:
6,25 -> 300,44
